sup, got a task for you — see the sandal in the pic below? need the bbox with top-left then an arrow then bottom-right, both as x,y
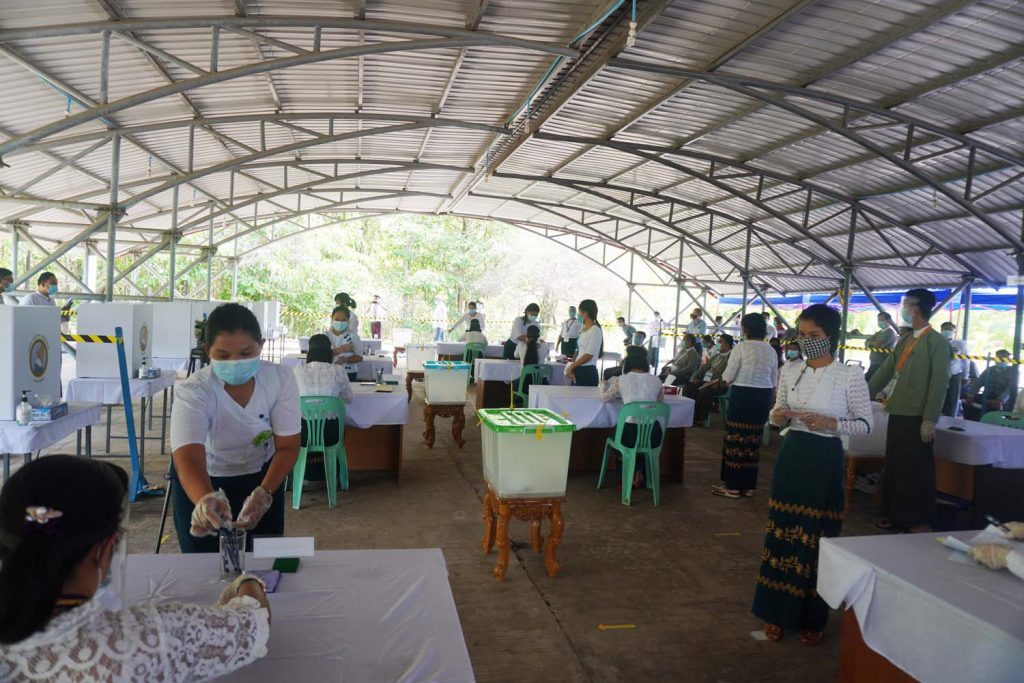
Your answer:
875,519 -> 901,531
799,629 -> 823,646
711,485 -> 741,499
763,624 -> 783,642
742,490 -> 755,497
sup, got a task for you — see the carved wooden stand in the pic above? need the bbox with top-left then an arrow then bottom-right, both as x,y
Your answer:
405,371 -> 424,402
481,483 -> 565,581
423,402 -> 466,448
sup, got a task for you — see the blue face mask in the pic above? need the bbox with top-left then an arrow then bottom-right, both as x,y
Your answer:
211,357 -> 261,386
576,314 -> 584,323
331,321 -> 348,333
527,315 -> 538,323
786,349 -> 800,360
47,284 -> 58,296
468,309 -> 477,315
996,361 -> 1011,368
900,308 -> 913,326
3,282 -> 12,293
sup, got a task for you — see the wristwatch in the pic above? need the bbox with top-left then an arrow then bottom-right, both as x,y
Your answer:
231,573 -> 267,596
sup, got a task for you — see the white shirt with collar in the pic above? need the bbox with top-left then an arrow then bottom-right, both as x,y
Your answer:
772,359 -> 873,441
326,328 -> 362,373
686,318 -> 707,336
947,337 -> 968,376
451,312 -> 486,333
170,361 -> 301,478
510,316 -> 537,343
560,318 -> 582,340
21,291 -> 55,306
576,324 -> 603,367
722,340 -> 779,389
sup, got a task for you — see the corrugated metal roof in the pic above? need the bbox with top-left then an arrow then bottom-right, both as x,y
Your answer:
0,0 -> 1021,296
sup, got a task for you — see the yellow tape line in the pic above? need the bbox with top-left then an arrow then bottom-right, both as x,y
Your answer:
597,624 -> 637,631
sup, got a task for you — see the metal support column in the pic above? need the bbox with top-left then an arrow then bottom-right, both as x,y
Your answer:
673,242 -> 683,358
626,253 -> 634,325
741,226 -> 751,318
105,134 -> 120,302
1013,213 -> 1024,410
169,186 -> 178,301
839,268 -> 852,362
206,207 -> 213,301
9,229 -> 18,282
962,281 -> 973,342
231,220 -> 239,300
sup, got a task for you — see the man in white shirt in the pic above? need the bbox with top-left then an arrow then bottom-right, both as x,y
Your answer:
762,312 -> 777,340
367,294 -> 387,340
940,321 -> 970,417
20,272 -> 58,306
647,311 -> 664,368
432,296 -> 448,342
686,308 -> 707,356
0,268 -> 12,305
557,306 -> 582,357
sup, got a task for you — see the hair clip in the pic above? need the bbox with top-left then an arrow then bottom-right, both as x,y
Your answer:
24,506 -> 63,535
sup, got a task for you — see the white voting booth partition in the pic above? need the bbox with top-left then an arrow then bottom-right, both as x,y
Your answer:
0,306 -> 62,420
249,301 -> 280,336
75,303 -> 153,378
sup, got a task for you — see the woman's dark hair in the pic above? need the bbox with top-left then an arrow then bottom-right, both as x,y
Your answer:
205,302 -> 262,346
523,325 -> 541,366
331,306 -> 350,320
905,288 -> 936,320
334,292 -> 357,309
522,303 -> 540,323
701,334 -> 713,344
740,312 -> 767,340
577,299 -> 598,323
307,333 -> 333,363
468,318 -> 481,332
0,456 -> 127,644
623,351 -> 651,374
682,333 -> 695,347
797,304 -> 842,353
718,334 -> 734,348
624,345 -> 648,358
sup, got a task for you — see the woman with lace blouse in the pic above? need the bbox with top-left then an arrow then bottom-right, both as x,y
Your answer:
752,304 -> 872,647
601,352 -> 665,489
0,456 -> 270,682
294,333 -> 354,452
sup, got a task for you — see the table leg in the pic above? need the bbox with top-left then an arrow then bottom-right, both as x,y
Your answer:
160,388 -> 168,455
23,452 -> 30,467
544,502 -> 564,578
76,430 -> 82,457
530,519 -> 544,553
422,405 -> 436,448
406,374 -> 414,402
494,501 -> 511,581
86,426 -> 92,459
105,405 -> 112,453
481,491 -> 496,555
148,391 -> 154,431
452,408 -> 466,448
140,396 -> 147,474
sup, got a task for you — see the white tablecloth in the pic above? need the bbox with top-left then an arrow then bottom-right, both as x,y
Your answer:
473,359 -> 567,385
847,403 -> 1024,468
437,342 -> 503,358
527,386 -> 695,429
346,384 -> 409,428
66,373 -> 176,405
123,549 -> 474,683
819,532 -> 1024,683
150,357 -> 188,372
357,339 -> 383,354
0,402 -> 102,453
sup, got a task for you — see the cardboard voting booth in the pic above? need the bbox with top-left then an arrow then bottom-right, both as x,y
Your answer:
75,303 -> 153,378
0,306 -> 62,420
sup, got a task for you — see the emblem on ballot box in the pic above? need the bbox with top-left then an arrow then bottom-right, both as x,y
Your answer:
139,324 -> 149,352
28,335 -> 48,380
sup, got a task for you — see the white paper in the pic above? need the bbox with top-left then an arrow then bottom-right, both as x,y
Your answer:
253,536 -> 315,558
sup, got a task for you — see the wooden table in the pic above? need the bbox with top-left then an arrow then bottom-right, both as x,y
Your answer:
423,401 -> 466,448
838,610 -> 915,683
567,427 -> 686,482
342,385 -> 409,481
481,483 -> 564,581
405,370 -> 424,402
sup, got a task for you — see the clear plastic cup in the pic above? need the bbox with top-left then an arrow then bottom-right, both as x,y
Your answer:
219,528 -> 246,580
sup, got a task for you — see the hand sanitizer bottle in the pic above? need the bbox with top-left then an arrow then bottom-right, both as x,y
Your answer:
138,357 -> 148,380
16,391 -> 32,425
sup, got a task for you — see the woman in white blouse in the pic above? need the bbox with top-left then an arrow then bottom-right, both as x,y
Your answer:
713,313 -> 779,499
565,299 -> 603,387
294,334 -> 353,468
752,304 -> 872,647
601,353 -> 665,488
170,304 -> 301,554
326,306 -> 364,381
0,456 -> 270,682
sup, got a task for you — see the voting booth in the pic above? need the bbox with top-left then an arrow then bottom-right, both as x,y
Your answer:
0,306 -> 62,420
151,302 -> 194,358
250,301 -> 280,335
75,303 -> 153,378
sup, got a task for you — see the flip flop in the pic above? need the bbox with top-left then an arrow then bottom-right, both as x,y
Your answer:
875,519 -> 900,531
763,624 -> 783,642
710,485 -> 741,499
799,629 -> 823,647
743,490 -> 755,497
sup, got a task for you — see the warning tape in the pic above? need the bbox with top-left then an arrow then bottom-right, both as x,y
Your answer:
839,345 -> 1022,364
62,333 -> 120,344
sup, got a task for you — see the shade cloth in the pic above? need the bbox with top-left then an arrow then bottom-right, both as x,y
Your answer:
122,549 -> 475,683
473,359 -> 568,385
436,342 -> 503,358
527,386 -> 695,429
818,532 -> 1024,683
0,402 -> 102,454
66,373 -> 176,405
346,384 -> 409,428
847,402 -> 1024,468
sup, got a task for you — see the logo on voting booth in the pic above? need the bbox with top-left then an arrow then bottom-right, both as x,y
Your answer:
28,335 -> 48,380
139,324 -> 149,352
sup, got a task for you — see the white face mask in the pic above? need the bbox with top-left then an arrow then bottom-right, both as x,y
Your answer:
96,526 -> 127,612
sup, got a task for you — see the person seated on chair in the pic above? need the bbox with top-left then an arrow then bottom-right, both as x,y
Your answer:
603,344 -> 648,382
460,318 -> 488,346
294,334 -> 352,456
964,350 -> 1016,420
169,304 -> 301,556
683,334 -> 734,424
702,334 -> 717,362
0,456 -> 272,682
505,303 -> 540,360
326,307 -> 364,382
660,333 -> 700,386
601,352 -> 665,489
513,325 -> 548,401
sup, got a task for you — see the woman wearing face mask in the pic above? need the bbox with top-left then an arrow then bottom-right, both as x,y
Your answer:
0,456 -> 271,681
448,301 -> 486,337
783,342 -> 801,365
753,304 -> 872,646
170,303 -> 301,553
505,303 -> 541,360
333,292 -> 359,337
326,307 -> 364,382
565,299 -> 603,387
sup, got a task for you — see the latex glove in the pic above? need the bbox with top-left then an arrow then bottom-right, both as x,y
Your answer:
1002,522 -> 1024,540
564,364 -> 574,379
769,408 -> 789,427
232,486 -> 273,530
920,420 -> 936,443
190,489 -> 232,537
969,544 -> 1010,570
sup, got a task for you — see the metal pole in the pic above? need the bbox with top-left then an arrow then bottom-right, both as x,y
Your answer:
206,207 -> 213,301
839,209 -> 857,362
961,281 -> 973,342
626,253 -> 634,325
741,225 -> 751,318
231,219 -> 239,299
673,241 -> 683,358
9,229 -> 18,281
1014,213 -> 1024,410
106,133 -> 120,301
169,186 -> 178,301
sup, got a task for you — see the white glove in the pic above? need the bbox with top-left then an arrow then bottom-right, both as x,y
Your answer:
232,486 -> 273,530
969,544 -> 1010,570
190,489 -> 232,537
1002,521 -> 1024,540
920,420 -> 936,443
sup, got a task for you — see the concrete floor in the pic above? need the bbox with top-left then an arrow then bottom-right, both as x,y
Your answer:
16,375 -> 890,683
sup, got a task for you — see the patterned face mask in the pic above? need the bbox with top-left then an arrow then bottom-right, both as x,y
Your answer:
797,336 -> 831,360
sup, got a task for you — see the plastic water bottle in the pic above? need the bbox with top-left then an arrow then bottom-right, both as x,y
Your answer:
16,391 -> 32,425
138,357 -> 148,380
376,367 -> 385,385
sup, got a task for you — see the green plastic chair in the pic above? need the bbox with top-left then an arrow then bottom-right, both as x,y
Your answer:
597,401 -> 671,506
980,411 -> 1024,430
717,392 -> 771,445
463,342 -> 486,380
289,396 -> 349,510
513,364 -> 553,407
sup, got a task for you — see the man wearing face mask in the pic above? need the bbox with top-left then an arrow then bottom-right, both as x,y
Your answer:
684,334 -> 734,424
0,268 -> 12,304
557,306 -> 582,357
505,304 -> 541,360
964,350 -> 1016,420
616,317 -> 637,347
647,312 -> 665,368
848,312 -> 897,382
868,289 -> 952,533
20,272 -> 59,307
939,322 -> 970,417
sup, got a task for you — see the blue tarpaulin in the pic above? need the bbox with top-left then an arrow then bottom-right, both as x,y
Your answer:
719,288 -> 1021,312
